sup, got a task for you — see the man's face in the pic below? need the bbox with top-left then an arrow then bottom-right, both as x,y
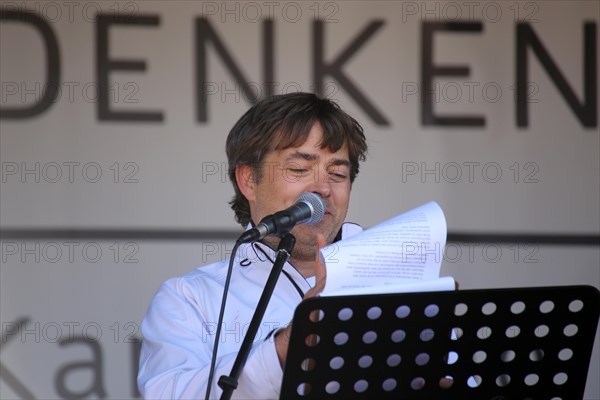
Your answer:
245,123 -> 352,261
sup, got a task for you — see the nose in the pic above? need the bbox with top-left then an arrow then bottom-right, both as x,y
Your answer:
306,173 -> 332,200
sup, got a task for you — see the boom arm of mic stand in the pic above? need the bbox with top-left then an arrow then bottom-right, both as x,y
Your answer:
218,233 -> 296,400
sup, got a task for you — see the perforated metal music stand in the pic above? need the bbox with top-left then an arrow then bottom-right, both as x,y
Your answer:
280,285 -> 599,399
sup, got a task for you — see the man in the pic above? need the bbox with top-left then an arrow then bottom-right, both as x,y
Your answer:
138,92 -> 368,399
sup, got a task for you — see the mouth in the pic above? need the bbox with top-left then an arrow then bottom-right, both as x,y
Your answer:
321,203 -> 333,221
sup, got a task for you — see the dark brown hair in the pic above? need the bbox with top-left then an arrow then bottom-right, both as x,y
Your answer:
226,92 -> 367,227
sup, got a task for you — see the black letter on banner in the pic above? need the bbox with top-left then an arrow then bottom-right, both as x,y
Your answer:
421,22 -> 484,127
55,336 -> 107,399
0,10 -> 60,119
516,23 -> 597,128
130,338 -> 142,398
313,20 -> 389,125
96,14 -> 163,122
0,317 -> 37,399
263,20 -> 276,100
195,18 -> 274,122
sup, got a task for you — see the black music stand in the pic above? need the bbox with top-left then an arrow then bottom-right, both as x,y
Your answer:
280,285 -> 600,399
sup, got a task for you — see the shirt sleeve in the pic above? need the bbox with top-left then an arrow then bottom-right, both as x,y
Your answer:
137,278 -> 283,399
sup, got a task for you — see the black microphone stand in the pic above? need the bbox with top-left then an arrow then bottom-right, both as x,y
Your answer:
218,232 -> 296,400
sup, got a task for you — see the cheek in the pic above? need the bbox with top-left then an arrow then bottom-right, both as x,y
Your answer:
253,187 -> 278,219
333,184 -> 351,207
254,182 -> 301,216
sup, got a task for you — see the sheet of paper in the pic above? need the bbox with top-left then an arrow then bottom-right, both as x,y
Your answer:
320,201 -> 448,295
320,276 -> 456,297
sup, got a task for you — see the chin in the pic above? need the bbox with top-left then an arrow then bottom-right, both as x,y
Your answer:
296,221 -> 338,244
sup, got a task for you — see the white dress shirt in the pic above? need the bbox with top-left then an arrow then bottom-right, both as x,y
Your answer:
138,223 -> 362,399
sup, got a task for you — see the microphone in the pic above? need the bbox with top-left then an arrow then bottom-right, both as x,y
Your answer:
237,192 -> 325,244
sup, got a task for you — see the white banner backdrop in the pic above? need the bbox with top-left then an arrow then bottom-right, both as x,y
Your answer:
1,1 -> 598,398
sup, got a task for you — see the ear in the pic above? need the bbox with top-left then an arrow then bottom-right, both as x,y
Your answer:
235,164 -> 257,202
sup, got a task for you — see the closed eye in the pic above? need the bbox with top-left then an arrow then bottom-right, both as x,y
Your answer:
286,168 -> 311,179
329,172 -> 348,182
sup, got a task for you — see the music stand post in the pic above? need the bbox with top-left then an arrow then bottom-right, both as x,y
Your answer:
219,233 -> 296,400
281,285 -> 600,399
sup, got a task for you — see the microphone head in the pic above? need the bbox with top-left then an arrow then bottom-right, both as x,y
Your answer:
296,192 -> 325,225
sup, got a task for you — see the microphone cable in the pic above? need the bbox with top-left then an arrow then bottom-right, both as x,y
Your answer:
204,193 -> 322,398
204,239 -> 241,400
